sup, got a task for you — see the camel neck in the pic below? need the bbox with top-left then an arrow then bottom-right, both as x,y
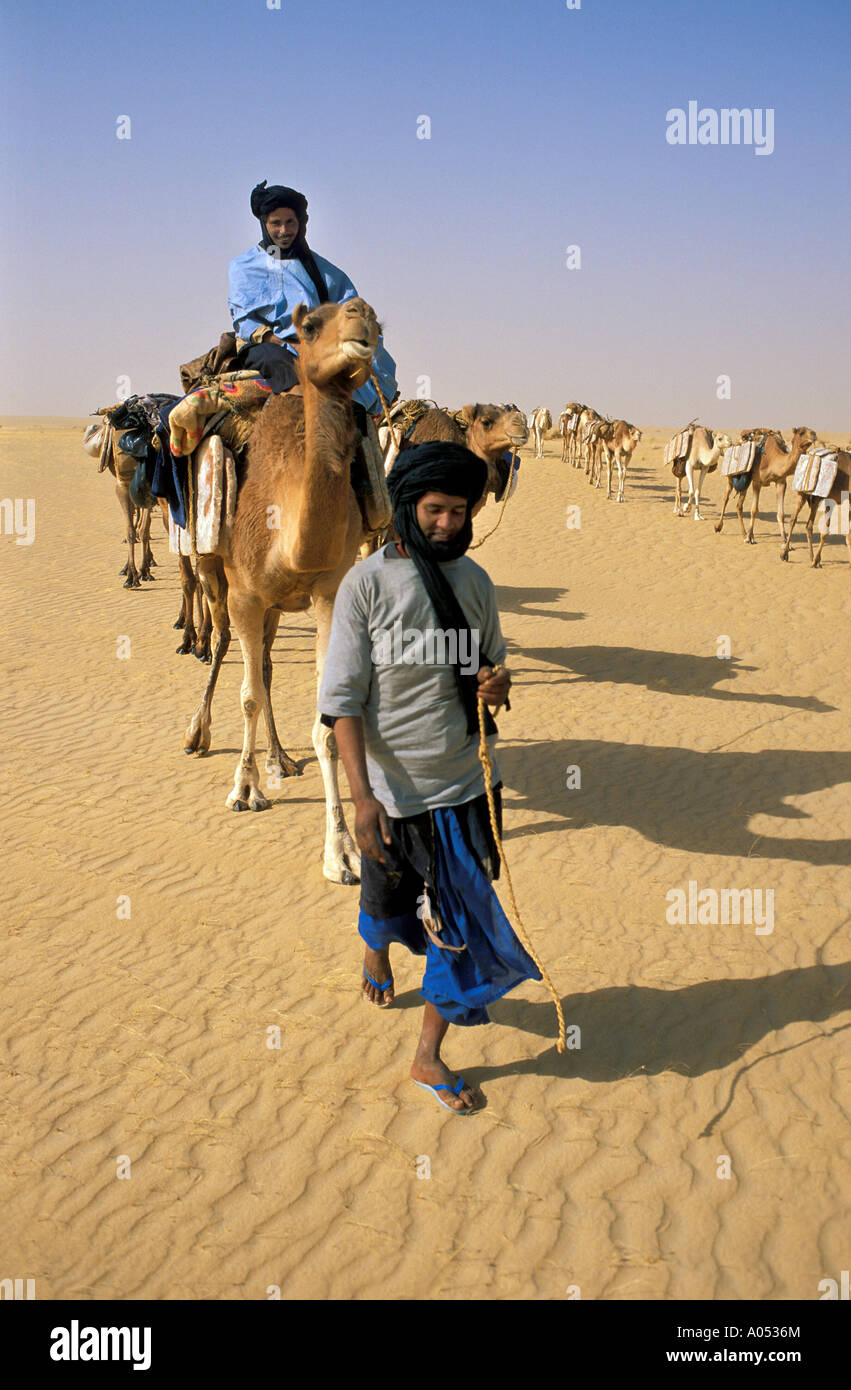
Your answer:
286,377 -> 356,571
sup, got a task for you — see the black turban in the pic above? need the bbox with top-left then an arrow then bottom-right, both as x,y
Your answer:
249,180 -> 328,305
388,443 -> 498,737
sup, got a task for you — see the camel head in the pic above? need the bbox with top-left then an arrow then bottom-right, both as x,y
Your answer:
292,298 -> 380,391
791,425 -> 817,451
714,431 -> 733,452
459,402 -> 528,459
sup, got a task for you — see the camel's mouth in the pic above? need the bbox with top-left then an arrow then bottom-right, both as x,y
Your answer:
340,338 -> 375,362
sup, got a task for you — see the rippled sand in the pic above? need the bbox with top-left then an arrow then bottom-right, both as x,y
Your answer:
1,418 -> 849,1300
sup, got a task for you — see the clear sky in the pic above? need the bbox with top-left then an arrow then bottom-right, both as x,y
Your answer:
2,0 -> 849,427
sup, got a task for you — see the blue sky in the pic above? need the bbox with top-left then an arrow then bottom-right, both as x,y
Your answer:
2,0 -> 849,425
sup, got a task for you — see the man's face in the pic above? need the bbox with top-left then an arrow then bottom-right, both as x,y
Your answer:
264,207 -> 300,250
415,491 -> 468,546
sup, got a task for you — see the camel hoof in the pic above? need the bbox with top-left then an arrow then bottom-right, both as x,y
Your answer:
176,636 -> 195,655
119,562 -> 129,575
231,799 -> 249,812
123,576 -> 139,589
194,643 -> 212,663
266,752 -> 301,778
713,523 -> 723,533
746,537 -> 756,546
173,617 -> 186,630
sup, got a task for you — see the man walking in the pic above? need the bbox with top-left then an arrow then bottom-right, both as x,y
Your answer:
318,443 -> 540,1112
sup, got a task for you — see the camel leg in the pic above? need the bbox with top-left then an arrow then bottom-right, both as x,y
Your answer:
746,478 -> 761,544
811,511 -> 829,568
195,589 -> 213,662
138,507 -> 154,579
117,483 -> 140,587
605,450 -> 613,499
311,591 -> 360,885
225,592 -> 269,812
262,608 -> 301,778
805,499 -> 819,566
183,557 -> 231,756
734,485 -> 748,542
776,479 -> 788,543
175,555 -> 199,651
714,479 -> 734,533
616,455 -> 626,503
690,464 -> 703,519
674,474 -> 683,516
781,492 -> 807,560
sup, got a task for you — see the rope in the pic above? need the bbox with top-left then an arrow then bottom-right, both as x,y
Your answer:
469,451 -> 517,550
369,371 -> 401,453
476,675 -> 566,1053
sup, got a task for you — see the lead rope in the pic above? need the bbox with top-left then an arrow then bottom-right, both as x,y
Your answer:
469,450 -> 517,550
477,677 -> 566,1053
369,371 -> 402,454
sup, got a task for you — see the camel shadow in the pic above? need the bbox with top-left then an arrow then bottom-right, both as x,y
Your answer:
494,585 -> 585,623
514,645 -> 835,712
480,961 -> 851,1133
497,737 -> 851,864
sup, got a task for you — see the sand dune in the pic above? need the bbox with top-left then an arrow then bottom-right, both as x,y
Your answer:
0,418 -> 848,1300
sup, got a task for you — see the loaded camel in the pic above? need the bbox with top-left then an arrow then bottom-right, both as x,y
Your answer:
183,295 -> 388,884
559,402 -> 585,465
83,420 -> 157,587
714,426 -> 816,543
781,447 -> 851,570
530,406 -> 552,458
670,427 -> 732,520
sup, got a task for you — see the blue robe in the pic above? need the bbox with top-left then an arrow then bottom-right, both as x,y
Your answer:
228,244 -> 397,417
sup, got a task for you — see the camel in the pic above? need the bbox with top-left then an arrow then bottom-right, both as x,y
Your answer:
781,448 -> 851,570
604,420 -> 642,502
404,402 -> 528,514
83,420 -> 157,587
714,426 -> 816,543
669,426 -> 732,520
558,402 -> 585,464
576,406 -> 602,470
530,406 -> 552,458
183,295 -> 387,884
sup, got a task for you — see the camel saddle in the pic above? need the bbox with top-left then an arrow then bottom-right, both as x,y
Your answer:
179,333 -> 241,394
794,449 -> 838,497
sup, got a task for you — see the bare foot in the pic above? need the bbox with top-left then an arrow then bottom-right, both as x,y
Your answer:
362,947 -> 394,1007
410,1057 -> 479,1111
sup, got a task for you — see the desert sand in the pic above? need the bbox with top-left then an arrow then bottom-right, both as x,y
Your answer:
1,417 -> 849,1301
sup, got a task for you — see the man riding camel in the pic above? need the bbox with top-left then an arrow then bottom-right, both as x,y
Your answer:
228,180 -> 397,420
317,443 -> 540,1113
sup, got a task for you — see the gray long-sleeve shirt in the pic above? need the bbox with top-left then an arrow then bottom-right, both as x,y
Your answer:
317,543 -> 506,817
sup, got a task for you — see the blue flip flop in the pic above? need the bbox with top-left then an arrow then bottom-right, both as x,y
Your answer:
363,968 -> 394,1005
413,1076 -> 479,1113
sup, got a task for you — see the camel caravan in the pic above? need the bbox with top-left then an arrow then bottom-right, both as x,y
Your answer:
664,421 -> 850,568
557,403 -> 642,502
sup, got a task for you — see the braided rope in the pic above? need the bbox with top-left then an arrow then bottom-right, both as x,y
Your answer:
477,678 -> 566,1053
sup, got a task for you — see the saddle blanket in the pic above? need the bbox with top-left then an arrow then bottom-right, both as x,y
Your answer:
721,441 -> 757,476
664,429 -> 692,465
794,449 -> 838,497
169,434 -> 237,557
567,413 -> 578,432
